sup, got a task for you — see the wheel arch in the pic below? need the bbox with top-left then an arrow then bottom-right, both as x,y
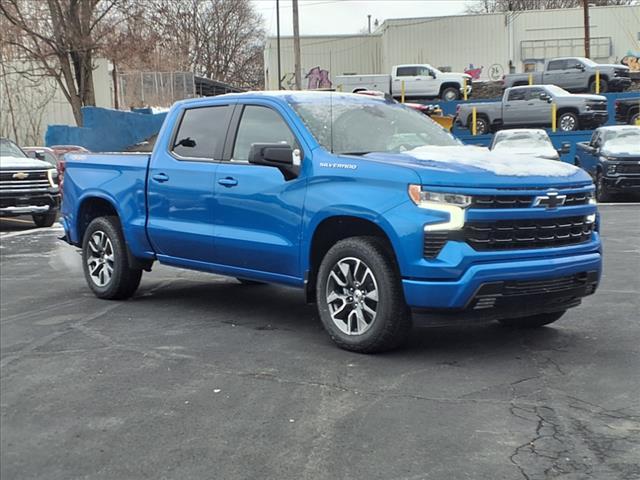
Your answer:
439,82 -> 461,97
76,194 -> 121,245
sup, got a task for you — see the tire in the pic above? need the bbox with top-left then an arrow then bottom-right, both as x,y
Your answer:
32,211 -> 57,228
589,79 -> 608,94
574,157 -> 581,168
236,278 -> 265,285
498,310 -> 566,328
558,112 -> 579,132
470,115 -> 490,135
82,216 -> 142,300
316,236 -> 411,353
441,87 -> 460,102
630,112 -> 639,126
595,170 -> 612,202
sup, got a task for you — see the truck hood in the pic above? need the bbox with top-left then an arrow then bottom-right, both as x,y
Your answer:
596,64 -> 629,71
359,146 -> 590,188
569,93 -> 607,102
0,155 -> 52,170
439,72 -> 472,81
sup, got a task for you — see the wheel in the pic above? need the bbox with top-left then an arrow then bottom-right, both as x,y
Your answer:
630,112 -> 639,126
558,112 -> 579,132
82,216 -> 142,299
498,310 -> 566,328
470,115 -> 490,135
589,79 -> 608,94
32,211 -> 57,228
573,157 -> 581,168
316,236 -> 411,353
595,170 -> 612,202
441,87 -> 460,102
236,278 -> 265,285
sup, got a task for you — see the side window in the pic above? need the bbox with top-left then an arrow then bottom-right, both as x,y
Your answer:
526,88 -> 544,100
232,105 -> 299,162
396,67 -> 418,77
547,60 -> 566,71
172,105 -> 231,160
508,89 -> 527,101
416,66 -> 431,77
590,131 -> 599,147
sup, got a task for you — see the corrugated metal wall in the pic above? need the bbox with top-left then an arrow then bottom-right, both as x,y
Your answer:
264,5 -> 640,85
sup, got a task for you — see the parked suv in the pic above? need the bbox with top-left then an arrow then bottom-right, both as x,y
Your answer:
0,138 -> 60,227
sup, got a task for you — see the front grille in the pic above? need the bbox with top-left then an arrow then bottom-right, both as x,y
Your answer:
617,163 -> 640,175
615,69 -> 630,78
423,232 -> 449,258
502,273 -> 593,296
471,192 -> 591,209
0,170 -> 50,192
463,215 -> 594,250
587,101 -> 607,112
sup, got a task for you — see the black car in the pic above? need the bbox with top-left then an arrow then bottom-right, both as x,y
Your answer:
0,138 -> 61,227
614,97 -> 640,125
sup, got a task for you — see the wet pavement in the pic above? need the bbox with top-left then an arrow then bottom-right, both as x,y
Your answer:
1,206 -> 639,480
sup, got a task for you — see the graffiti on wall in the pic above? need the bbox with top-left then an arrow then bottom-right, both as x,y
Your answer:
279,66 -> 333,90
464,64 -> 484,80
621,51 -> 639,73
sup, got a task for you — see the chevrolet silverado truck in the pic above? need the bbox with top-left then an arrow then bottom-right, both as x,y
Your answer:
503,57 -> 631,93
336,64 -> 472,101
61,92 -> 602,353
614,97 -> 640,125
0,138 -> 60,227
574,125 -> 640,201
456,85 -> 608,134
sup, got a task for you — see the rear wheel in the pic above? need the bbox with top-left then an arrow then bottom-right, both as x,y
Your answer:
498,310 -> 566,328
32,211 -> 57,228
558,112 -> 579,132
470,115 -> 490,135
82,216 -> 142,299
316,236 -> 411,353
441,87 -> 460,102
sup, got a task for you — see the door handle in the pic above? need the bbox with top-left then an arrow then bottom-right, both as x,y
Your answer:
152,173 -> 169,183
218,177 -> 238,187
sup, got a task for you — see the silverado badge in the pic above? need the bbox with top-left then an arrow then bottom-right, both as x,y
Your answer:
12,172 -> 29,180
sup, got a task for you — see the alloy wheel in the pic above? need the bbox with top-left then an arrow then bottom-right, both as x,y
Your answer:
86,230 -> 115,287
559,115 -> 576,131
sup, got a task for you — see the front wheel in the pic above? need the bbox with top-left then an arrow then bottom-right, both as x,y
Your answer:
558,112 -> 579,132
589,79 -> 608,94
498,311 -> 566,328
32,211 -> 57,228
316,236 -> 411,353
441,87 -> 460,102
82,216 -> 142,299
595,171 -> 612,202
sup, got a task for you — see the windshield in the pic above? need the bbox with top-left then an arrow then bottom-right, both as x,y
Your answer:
287,93 -> 460,155
493,131 -> 553,150
580,58 -> 598,67
544,85 -> 571,96
603,128 -> 640,146
0,138 -> 27,158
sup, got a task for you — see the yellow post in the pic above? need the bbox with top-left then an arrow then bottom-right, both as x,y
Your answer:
551,102 -> 557,132
595,70 -> 600,94
401,80 -> 405,103
463,77 -> 468,101
528,73 -> 533,86
337,84 -> 343,92
471,107 -> 477,136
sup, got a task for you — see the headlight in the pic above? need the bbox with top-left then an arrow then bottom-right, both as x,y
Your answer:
408,185 -> 472,208
408,185 -> 470,231
47,168 -> 59,187
587,190 -> 597,205
606,164 -> 617,175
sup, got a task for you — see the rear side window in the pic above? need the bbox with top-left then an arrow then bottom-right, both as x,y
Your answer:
396,67 -> 418,77
547,60 -> 566,71
172,105 -> 231,160
508,89 -> 527,101
232,105 -> 299,162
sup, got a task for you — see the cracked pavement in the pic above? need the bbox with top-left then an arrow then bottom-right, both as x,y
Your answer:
1,205 -> 639,480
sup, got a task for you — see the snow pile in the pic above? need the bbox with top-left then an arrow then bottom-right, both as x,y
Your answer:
404,145 -> 578,177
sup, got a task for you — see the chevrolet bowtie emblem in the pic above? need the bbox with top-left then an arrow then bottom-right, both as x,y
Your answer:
12,172 -> 29,180
533,191 -> 566,209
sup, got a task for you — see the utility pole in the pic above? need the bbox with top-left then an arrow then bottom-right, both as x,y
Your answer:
367,14 -> 372,34
583,0 -> 591,58
276,0 -> 282,90
292,0 -> 302,90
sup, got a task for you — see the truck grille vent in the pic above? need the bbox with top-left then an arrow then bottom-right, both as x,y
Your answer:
587,102 -> 607,112
617,163 -> 640,174
464,215 -> 594,250
423,232 -> 449,259
0,170 -> 50,192
471,192 -> 590,208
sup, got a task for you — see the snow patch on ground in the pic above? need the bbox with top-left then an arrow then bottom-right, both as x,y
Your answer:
405,145 -> 578,177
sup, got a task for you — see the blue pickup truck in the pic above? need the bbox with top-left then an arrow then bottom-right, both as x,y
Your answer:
574,126 -> 640,202
61,92 -> 602,353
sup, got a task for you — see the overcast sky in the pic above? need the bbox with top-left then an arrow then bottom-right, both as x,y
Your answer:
253,0 -> 474,36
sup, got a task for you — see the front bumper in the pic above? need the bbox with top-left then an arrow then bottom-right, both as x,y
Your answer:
403,250 -> 601,311
603,175 -> 640,192
578,111 -> 608,126
0,192 -> 60,217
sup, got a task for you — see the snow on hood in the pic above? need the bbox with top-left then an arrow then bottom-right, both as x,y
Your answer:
404,145 -> 577,177
0,155 -> 52,170
498,147 -> 559,159
602,140 -> 640,156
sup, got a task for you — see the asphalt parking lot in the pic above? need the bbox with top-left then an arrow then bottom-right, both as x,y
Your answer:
1,205 -> 639,480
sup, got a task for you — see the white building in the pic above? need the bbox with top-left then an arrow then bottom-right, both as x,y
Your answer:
264,4 -> 640,90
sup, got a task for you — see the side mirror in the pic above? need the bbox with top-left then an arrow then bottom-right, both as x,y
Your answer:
539,93 -> 550,102
26,151 -> 38,159
248,143 -> 300,180
558,142 -> 571,155
175,137 -> 196,148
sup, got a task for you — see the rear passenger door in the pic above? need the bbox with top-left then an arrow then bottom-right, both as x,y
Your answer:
544,59 -> 567,87
393,66 -> 420,96
212,102 -> 307,280
147,103 -> 232,264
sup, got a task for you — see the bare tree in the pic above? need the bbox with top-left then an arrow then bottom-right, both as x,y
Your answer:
0,0 -> 118,126
466,0 -> 635,13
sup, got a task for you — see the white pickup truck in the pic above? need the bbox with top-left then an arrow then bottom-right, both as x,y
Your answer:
336,64 -> 472,102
